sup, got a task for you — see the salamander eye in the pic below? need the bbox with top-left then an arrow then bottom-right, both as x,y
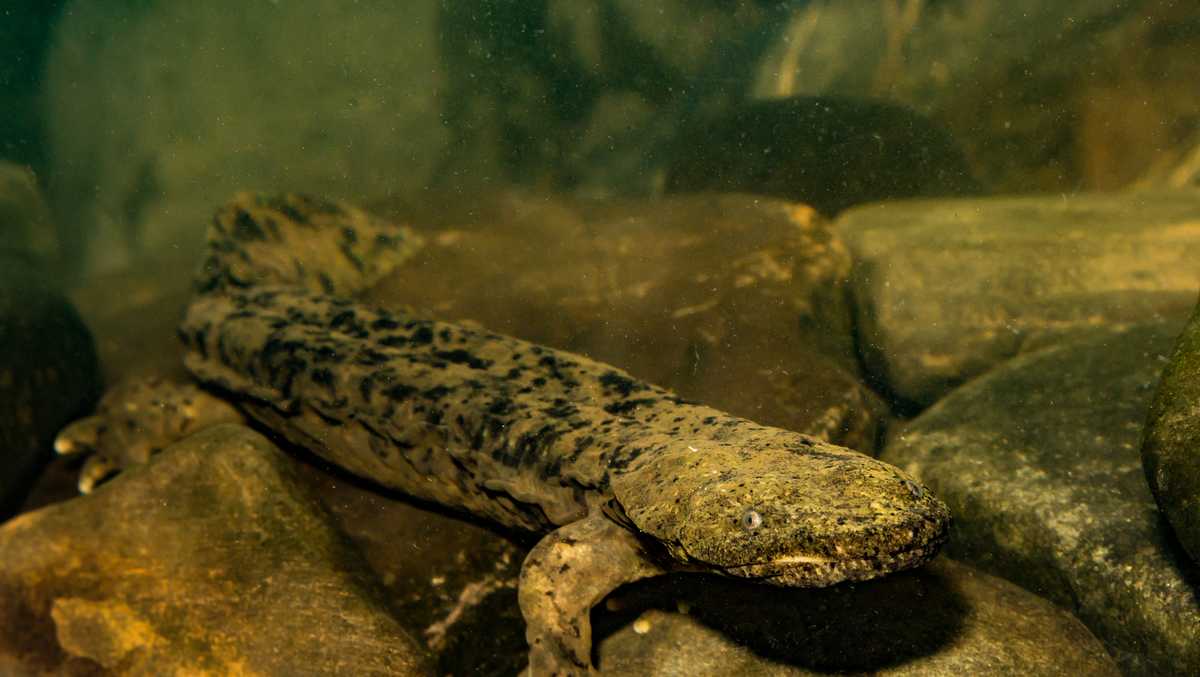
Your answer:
740,509 -> 763,531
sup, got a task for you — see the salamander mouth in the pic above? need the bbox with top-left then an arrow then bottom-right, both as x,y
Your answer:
723,532 -> 948,588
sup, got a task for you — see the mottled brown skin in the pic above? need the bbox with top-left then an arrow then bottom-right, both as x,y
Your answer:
58,193 -> 951,675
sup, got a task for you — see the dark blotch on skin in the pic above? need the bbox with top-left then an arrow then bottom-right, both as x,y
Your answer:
232,209 -> 267,241
599,371 -> 644,397
604,398 -> 660,416
310,368 -> 335,389
384,384 -> 418,400
434,349 -> 492,370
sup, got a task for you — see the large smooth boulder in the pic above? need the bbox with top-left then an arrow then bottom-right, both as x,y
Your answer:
0,425 -> 432,675
882,323 -> 1200,675
841,190 -> 1200,409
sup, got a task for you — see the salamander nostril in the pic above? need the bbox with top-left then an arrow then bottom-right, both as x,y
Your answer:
900,478 -> 923,499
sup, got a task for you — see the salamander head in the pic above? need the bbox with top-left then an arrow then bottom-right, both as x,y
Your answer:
608,431 -> 950,587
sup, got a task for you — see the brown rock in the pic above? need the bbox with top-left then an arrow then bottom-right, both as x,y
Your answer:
0,425 -> 432,676
373,192 -> 884,450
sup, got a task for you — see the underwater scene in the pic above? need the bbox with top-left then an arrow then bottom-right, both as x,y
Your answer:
2,1 -> 1200,675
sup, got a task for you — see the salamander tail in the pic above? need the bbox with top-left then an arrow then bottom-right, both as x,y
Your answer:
196,192 -> 423,297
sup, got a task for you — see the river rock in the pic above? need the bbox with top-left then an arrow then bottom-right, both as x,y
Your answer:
0,253 -> 99,518
372,192 -> 885,450
663,96 -> 981,215
0,424 -> 432,675
594,558 -> 1117,676
882,323 -> 1200,675
841,190 -> 1200,409
1142,295 -> 1200,565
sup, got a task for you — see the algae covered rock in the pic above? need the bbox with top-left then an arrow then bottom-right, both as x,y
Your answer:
0,424 -> 432,675
1142,295 -> 1200,565
882,323 -> 1199,675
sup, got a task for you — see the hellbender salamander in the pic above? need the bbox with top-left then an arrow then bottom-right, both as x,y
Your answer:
58,193 -> 951,675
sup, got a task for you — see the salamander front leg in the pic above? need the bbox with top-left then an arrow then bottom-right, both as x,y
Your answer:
54,377 -> 244,492
519,511 -> 666,676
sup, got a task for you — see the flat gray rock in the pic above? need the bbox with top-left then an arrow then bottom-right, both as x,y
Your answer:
1143,296 -> 1200,565
0,424 -> 432,676
595,558 -> 1117,676
882,323 -> 1200,675
841,190 -> 1200,408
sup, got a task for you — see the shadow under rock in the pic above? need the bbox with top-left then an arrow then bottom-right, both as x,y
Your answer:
594,562 -> 968,673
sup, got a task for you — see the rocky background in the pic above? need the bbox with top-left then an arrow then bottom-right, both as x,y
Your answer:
1,0 -> 1200,675
0,0 -> 1190,276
